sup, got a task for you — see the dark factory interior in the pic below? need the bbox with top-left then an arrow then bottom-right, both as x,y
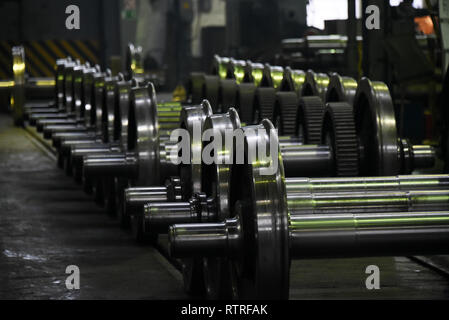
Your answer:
0,0 -> 449,305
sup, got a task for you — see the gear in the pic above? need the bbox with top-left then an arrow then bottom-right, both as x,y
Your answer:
219,79 -> 238,113
296,96 -> 326,144
202,75 -> 220,112
322,102 -> 359,176
274,91 -> 299,135
187,72 -> 206,104
254,87 -> 277,122
237,82 -> 257,124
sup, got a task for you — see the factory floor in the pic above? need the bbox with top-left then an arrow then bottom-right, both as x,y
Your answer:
0,112 -> 186,299
0,112 -> 448,300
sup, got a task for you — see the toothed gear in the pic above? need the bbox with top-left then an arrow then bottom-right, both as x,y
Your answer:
322,102 -> 359,176
254,87 -> 277,122
296,96 -> 326,144
274,91 -> 299,135
237,82 -> 257,124
219,79 -> 238,113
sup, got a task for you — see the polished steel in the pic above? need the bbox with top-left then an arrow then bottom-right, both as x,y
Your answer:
325,73 -> 357,104
227,59 -> 246,84
281,144 -> 333,177
211,55 -> 231,79
83,152 -> 139,178
261,64 -> 284,89
168,119 -> 449,299
355,78 -> 399,175
280,67 -> 306,94
243,61 -> 264,87
302,70 -> 329,100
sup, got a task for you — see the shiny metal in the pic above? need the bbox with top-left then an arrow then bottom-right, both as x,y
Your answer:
79,85 -> 182,191
151,108 -> 239,298
42,69 -> 109,139
144,188 -> 219,230
169,217 -> 242,259
280,144 -> 333,177
243,61 -> 264,87
211,55 -> 231,79
227,59 -> 246,84
33,62 -> 89,127
24,57 -> 71,122
73,63 -> 89,119
124,177 -> 183,239
77,65 -> 97,121
171,120 -> 289,299
82,66 -> 101,127
126,85 -> 183,186
287,189 -> 449,215
126,43 -> 144,80
63,60 -> 78,114
302,70 -> 329,100
354,78 -> 399,175
103,73 -> 124,143
128,83 -> 160,185
83,152 -> 139,178
261,64 -> 284,89
145,202 -> 195,233
187,72 -> 206,104
159,139 -> 179,179
60,139 -> 102,156
325,73 -> 357,104
63,76 -> 137,173
179,101 -> 213,197
59,135 -> 100,152
278,136 -> 303,146
201,108 -> 241,220
399,139 -> 435,173
116,79 -> 135,150
285,175 -> 449,193
93,70 -> 109,136
172,210 -> 449,260
71,144 -> 118,163
141,109 -> 241,230
125,186 -> 169,216
131,108 -> 241,240
11,46 -> 26,125
54,74 -> 134,182
280,67 -> 306,94
52,131 -> 97,148
289,212 -> 449,258
43,124 -> 86,139
28,111 -> 62,126
169,119 -> 449,299
36,118 -> 77,132
55,58 -> 71,109
151,173 -> 449,233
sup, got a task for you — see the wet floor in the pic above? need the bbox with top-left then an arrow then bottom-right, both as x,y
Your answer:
0,113 -> 186,299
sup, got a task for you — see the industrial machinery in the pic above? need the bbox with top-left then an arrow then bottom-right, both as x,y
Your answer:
168,118 -> 449,299
8,44 -> 449,301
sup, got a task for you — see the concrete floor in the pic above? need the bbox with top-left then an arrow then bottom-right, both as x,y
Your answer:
0,112 -> 448,300
0,113 -> 186,299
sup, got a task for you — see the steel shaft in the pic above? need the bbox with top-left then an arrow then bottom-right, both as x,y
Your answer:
83,152 -> 139,178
